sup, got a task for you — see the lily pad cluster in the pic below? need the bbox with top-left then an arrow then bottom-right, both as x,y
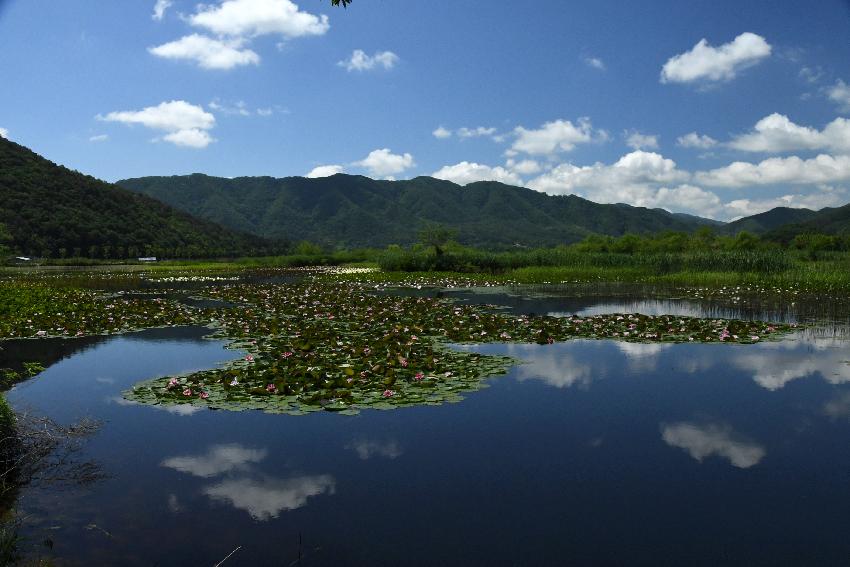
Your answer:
0,281 -> 197,338
126,281 -> 795,414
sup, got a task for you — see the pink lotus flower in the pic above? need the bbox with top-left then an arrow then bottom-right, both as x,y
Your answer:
167,378 -> 179,389
199,391 -> 209,399
182,388 -> 192,396
414,372 -> 424,381
245,354 -> 254,362
382,389 -> 395,398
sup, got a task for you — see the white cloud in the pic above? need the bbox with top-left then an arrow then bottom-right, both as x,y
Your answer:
431,161 -> 522,186
457,126 -> 497,139
695,154 -> 850,187
88,134 -> 109,142
432,126 -> 451,139
204,475 -> 335,520
661,422 -> 766,468
0,127 -> 9,139
528,150 -> 688,195
511,118 -> 598,156
161,444 -> 268,477
338,49 -> 399,72
660,32 -> 772,84
506,158 -> 541,175
209,99 -> 251,116
584,56 -> 606,70
256,107 -> 274,116
354,148 -> 414,177
152,0 -> 172,21
346,439 -> 403,460
188,0 -> 329,39
728,113 -> 850,154
677,132 -> 718,149
624,130 -> 659,150
98,100 -> 216,148
162,128 -> 215,148
149,34 -> 260,70
827,80 -> 850,113
306,164 -> 344,177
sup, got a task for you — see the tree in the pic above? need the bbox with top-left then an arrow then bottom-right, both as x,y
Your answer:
418,223 -> 457,256
330,0 -> 352,6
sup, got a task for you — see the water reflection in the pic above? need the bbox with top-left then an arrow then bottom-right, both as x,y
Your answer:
661,422 -> 766,469
161,443 -> 336,521
346,439 -> 403,460
161,444 -> 268,477
204,475 -> 336,521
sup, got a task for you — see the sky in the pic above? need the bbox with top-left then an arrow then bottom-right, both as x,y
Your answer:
1,0 -> 850,220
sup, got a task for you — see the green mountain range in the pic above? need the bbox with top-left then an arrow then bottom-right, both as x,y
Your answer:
763,204 -> 850,243
719,207 -> 818,236
0,138 -> 275,259
118,173 -> 718,249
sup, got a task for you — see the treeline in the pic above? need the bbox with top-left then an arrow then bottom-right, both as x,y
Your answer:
376,229 -> 849,274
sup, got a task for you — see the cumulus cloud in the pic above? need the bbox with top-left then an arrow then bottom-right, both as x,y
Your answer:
624,130 -> 659,150
511,118 -> 599,156
149,34 -> 260,70
677,132 -> 718,149
152,0 -> 172,20
188,0 -> 329,38
204,475 -> 335,520
506,158 -> 541,175
161,444 -> 268,477
432,161 -> 522,186
728,113 -> 850,154
306,164 -> 344,177
660,32 -> 771,84
432,126 -> 451,139
98,100 -> 216,148
0,127 -> 8,139
338,49 -> 399,72
661,422 -> 766,468
695,154 -> 850,187
828,80 -> 850,113
354,148 -> 414,177
584,56 -> 606,70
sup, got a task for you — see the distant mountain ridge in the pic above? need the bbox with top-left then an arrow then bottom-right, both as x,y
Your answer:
118,173 -> 719,249
0,138 -> 274,258
720,207 -> 818,235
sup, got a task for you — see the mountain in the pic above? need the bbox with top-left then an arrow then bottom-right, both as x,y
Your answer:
0,138 -> 276,258
721,207 -> 818,235
763,204 -> 850,243
118,173 -> 715,249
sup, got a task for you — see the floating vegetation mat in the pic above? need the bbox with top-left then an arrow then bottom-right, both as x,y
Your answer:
122,281 -> 796,415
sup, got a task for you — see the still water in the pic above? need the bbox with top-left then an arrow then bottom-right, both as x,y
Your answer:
3,287 -> 850,565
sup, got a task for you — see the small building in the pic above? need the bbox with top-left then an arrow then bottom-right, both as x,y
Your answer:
138,257 -> 157,262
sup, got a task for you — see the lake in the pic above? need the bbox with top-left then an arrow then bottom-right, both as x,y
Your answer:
3,283 -> 850,565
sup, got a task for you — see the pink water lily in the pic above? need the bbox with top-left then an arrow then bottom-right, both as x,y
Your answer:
266,383 -> 277,393
182,388 -> 192,396
282,351 -> 293,358
414,372 -> 424,381
167,378 -> 179,389
199,391 -> 209,399
245,354 -> 254,362
382,389 -> 395,398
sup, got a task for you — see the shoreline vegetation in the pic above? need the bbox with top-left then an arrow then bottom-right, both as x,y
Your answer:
5,228 -> 850,292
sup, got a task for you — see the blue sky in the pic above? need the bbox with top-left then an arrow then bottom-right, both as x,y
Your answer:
1,0 -> 850,220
